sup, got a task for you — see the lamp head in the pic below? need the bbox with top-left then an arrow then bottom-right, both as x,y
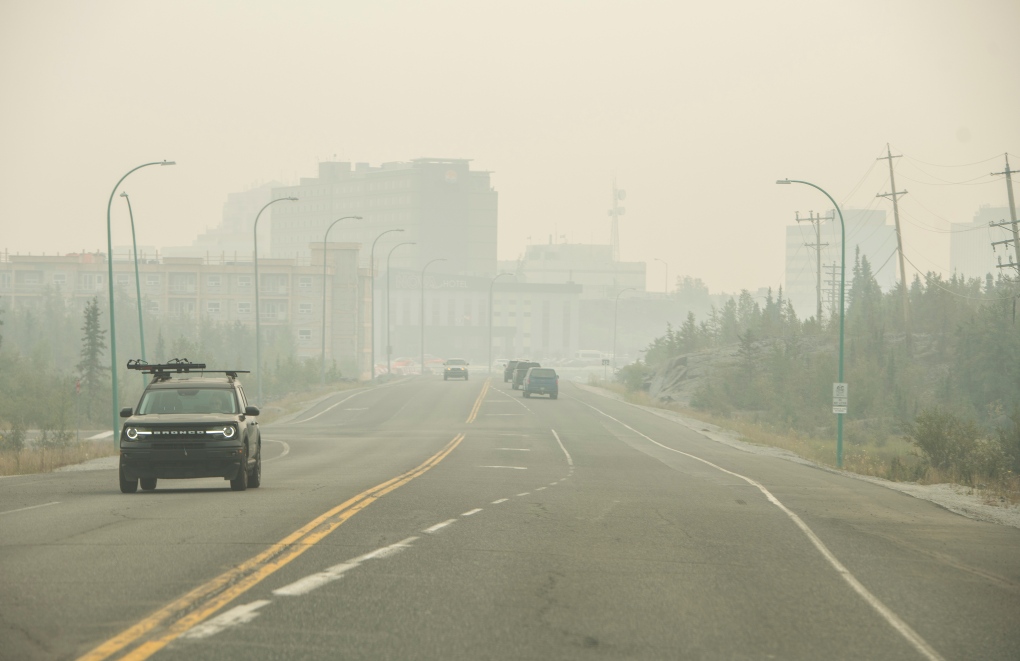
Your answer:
776,179 -> 792,185
286,197 -> 298,201
161,161 -> 176,166
119,192 -> 128,198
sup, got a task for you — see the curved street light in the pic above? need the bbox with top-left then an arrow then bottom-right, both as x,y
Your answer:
254,196 -> 299,407
488,272 -> 514,373
106,160 -> 174,449
369,229 -> 404,379
420,258 -> 447,376
385,241 -> 416,375
320,215 -> 362,382
777,178 -> 846,468
119,192 -> 147,368
612,287 -> 637,374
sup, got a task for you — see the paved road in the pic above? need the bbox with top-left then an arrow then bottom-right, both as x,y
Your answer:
2,377 -> 1019,660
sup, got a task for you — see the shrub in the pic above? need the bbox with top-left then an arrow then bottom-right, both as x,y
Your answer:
909,407 -> 979,479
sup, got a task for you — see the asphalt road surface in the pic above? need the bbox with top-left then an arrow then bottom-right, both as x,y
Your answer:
2,377 -> 1019,660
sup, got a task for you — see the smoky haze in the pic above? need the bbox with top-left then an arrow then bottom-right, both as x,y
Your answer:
1,0 -> 1018,294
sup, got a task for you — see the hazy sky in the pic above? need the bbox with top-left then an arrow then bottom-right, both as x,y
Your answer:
2,0 -> 1018,294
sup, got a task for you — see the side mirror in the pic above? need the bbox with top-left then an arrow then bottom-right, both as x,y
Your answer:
119,407 -> 133,418
244,406 -> 260,417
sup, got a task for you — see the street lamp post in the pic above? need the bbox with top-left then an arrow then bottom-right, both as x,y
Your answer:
612,287 -> 637,375
106,160 -> 174,449
119,192 -> 147,367
488,272 -> 513,373
654,258 -> 669,294
254,197 -> 299,407
385,242 -> 415,375
369,229 -> 404,380
420,258 -> 447,375
320,215 -> 362,383
777,178 -> 847,468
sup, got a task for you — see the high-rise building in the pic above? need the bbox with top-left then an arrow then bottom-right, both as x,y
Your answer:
497,242 -> 646,300
951,205 -> 1014,280
785,208 -> 896,319
270,159 -> 498,277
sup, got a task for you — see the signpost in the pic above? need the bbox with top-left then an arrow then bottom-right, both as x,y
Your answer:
832,382 -> 848,415
602,358 -> 610,382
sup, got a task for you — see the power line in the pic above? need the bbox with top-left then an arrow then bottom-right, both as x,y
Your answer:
900,151 -> 1011,169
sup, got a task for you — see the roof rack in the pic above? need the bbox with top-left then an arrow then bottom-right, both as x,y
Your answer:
126,358 -> 250,382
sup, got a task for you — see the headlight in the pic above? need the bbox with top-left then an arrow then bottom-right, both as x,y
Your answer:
125,427 -> 138,440
221,426 -> 236,439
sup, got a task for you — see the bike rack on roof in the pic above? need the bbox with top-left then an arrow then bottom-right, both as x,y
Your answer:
126,359 -> 250,382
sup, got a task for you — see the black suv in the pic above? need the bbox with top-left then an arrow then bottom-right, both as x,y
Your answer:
512,361 -> 540,390
504,360 -> 520,383
443,358 -> 469,380
118,360 -> 262,493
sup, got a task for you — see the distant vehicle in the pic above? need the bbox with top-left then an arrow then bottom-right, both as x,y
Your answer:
512,361 -> 540,389
443,358 -> 469,380
575,349 -> 603,363
523,367 -> 558,399
118,360 -> 261,493
493,357 -> 509,371
504,360 -> 520,383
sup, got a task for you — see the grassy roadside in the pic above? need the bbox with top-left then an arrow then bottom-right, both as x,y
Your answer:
0,380 -> 371,476
589,380 -> 1020,506
0,440 -> 119,477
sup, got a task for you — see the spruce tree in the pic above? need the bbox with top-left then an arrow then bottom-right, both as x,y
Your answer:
76,297 -> 108,419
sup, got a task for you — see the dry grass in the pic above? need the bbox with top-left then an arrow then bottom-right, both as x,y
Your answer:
0,441 -> 118,476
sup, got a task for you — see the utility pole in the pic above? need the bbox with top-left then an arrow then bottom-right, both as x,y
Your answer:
877,143 -> 912,345
608,179 -> 626,262
796,210 -> 831,322
822,262 -> 842,319
990,155 -> 1019,276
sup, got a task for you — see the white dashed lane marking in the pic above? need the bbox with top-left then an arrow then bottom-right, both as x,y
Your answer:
491,498 -> 509,504
182,600 -> 271,639
423,519 -> 457,534
462,508 -> 482,516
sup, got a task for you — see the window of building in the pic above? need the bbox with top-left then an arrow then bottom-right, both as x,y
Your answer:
207,301 -> 221,314
298,276 -> 312,290
298,329 -> 312,343
299,303 -> 313,315
237,302 -> 252,314
448,299 -> 456,327
237,275 -> 252,288
147,300 -> 160,314
115,274 -> 129,286
208,275 -> 221,287
0,273 -> 10,289
53,273 -> 68,286
146,274 -> 160,287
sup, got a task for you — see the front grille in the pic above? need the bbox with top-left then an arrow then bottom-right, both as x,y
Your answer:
150,442 -> 208,450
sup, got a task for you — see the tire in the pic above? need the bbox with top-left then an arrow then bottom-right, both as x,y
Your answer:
465,375 -> 469,380
444,375 -> 448,381
140,477 -> 157,491
523,391 -> 530,398
230,445 -> 249,491
550,393 -> 558,400
248,441 -> 262,489
119,465 -> 138,494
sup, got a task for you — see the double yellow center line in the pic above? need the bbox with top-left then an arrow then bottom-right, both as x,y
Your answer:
80,379 -> 492,661
79,433 -> 465,661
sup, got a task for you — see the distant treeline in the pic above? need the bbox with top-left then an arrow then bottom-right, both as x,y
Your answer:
623,251 -> 1020,483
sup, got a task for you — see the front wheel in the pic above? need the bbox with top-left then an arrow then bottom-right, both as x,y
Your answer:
523,391 -> 530,398
119,465 -> 138,494
230,446 -> 249,491
550,393 -> 558,400
140,477 -> 157,491
248,442 -> 262,489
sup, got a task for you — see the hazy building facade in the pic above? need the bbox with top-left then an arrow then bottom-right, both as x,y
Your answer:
498,242 -> 646,300
0,248 -> 370,377
951,205 -> 1014,279
270,159 -> 498,277
785,208 -> 896,319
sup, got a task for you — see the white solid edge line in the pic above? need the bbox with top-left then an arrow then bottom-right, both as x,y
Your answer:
274,537 -> 418,597
262,439 -> 290,462
580,399 -> 945,661
0,501 -> 60,516
181,600 -> 271,639
423,519 -> 457,533
551,429 -> 573,467
461,508 -> 483,516
293,390 -> 366,424
491,498 -> 509,504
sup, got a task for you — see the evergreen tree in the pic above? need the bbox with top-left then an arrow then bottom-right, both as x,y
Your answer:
76,297 -> 108,419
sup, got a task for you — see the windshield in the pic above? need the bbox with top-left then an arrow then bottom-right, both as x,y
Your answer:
446,359 -> 467,365
137,388 -> 238,415
529,368 -> 555,378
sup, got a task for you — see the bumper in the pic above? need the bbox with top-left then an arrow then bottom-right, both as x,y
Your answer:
444,370 -> 468,379
526,386 -> 558,395
120,445 -> 244,480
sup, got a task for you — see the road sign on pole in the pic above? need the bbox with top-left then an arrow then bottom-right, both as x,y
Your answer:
832,382 -> 848,414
